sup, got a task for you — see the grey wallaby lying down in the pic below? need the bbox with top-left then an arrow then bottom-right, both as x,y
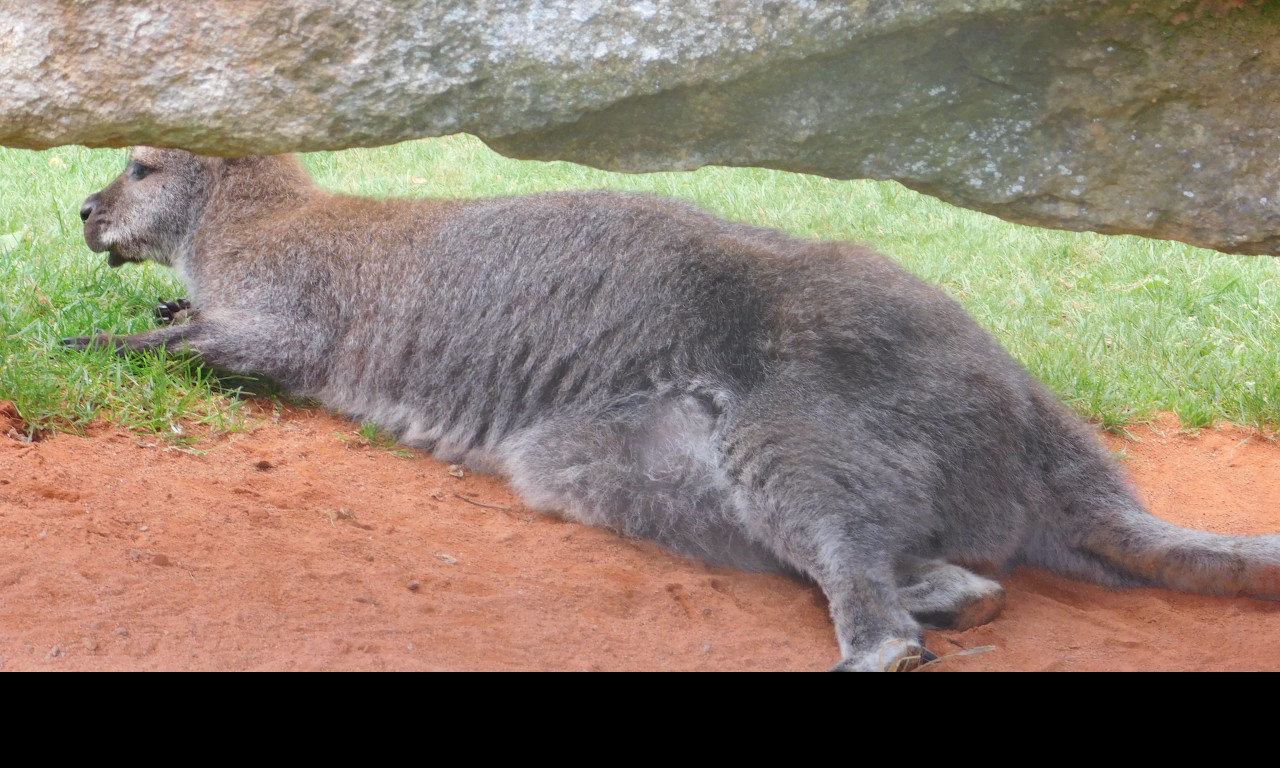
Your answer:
70,147 -> 1280,671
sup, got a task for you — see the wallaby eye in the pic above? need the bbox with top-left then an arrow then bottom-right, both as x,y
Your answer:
129,162 -> 154,181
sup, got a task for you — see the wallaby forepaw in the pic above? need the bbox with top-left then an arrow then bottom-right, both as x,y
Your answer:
831,639 -> 936,672
62,333 -> 110,352
155,297 -> 192,325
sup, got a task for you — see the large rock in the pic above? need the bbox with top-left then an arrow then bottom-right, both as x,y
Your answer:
2,1 -> 1278,254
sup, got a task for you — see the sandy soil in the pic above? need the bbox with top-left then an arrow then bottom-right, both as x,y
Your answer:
2,400 -> 1277,671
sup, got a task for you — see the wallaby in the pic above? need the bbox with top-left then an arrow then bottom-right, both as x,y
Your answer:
71,147 -> 1280,671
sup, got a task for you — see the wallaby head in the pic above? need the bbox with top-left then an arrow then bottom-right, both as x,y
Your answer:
80,147 -> 313,269
80,148 -> 212,268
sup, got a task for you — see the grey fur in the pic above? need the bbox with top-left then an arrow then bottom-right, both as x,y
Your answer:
72,148 -> 1280,671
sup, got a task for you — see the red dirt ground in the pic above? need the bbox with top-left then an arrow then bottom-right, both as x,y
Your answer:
2,400 -> 1277,671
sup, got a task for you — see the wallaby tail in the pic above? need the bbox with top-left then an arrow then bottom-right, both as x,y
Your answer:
1077,507 -> 1280,599
1027,389 -> 1280,599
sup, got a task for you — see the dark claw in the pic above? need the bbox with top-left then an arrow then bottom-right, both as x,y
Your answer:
155,297 -> 192,325
921,647 -> 939,663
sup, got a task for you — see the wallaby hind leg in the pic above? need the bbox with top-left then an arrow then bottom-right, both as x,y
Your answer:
816,555 -> 934,672
895,556 -> 1006,630
743,529 -> 930,672
724,424 -> 936,671
729,477 -> 931,671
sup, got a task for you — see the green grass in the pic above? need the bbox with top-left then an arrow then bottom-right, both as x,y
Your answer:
3,135 -> 1279,440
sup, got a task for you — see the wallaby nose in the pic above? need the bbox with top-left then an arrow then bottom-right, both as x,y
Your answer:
79,195 -> 97,223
